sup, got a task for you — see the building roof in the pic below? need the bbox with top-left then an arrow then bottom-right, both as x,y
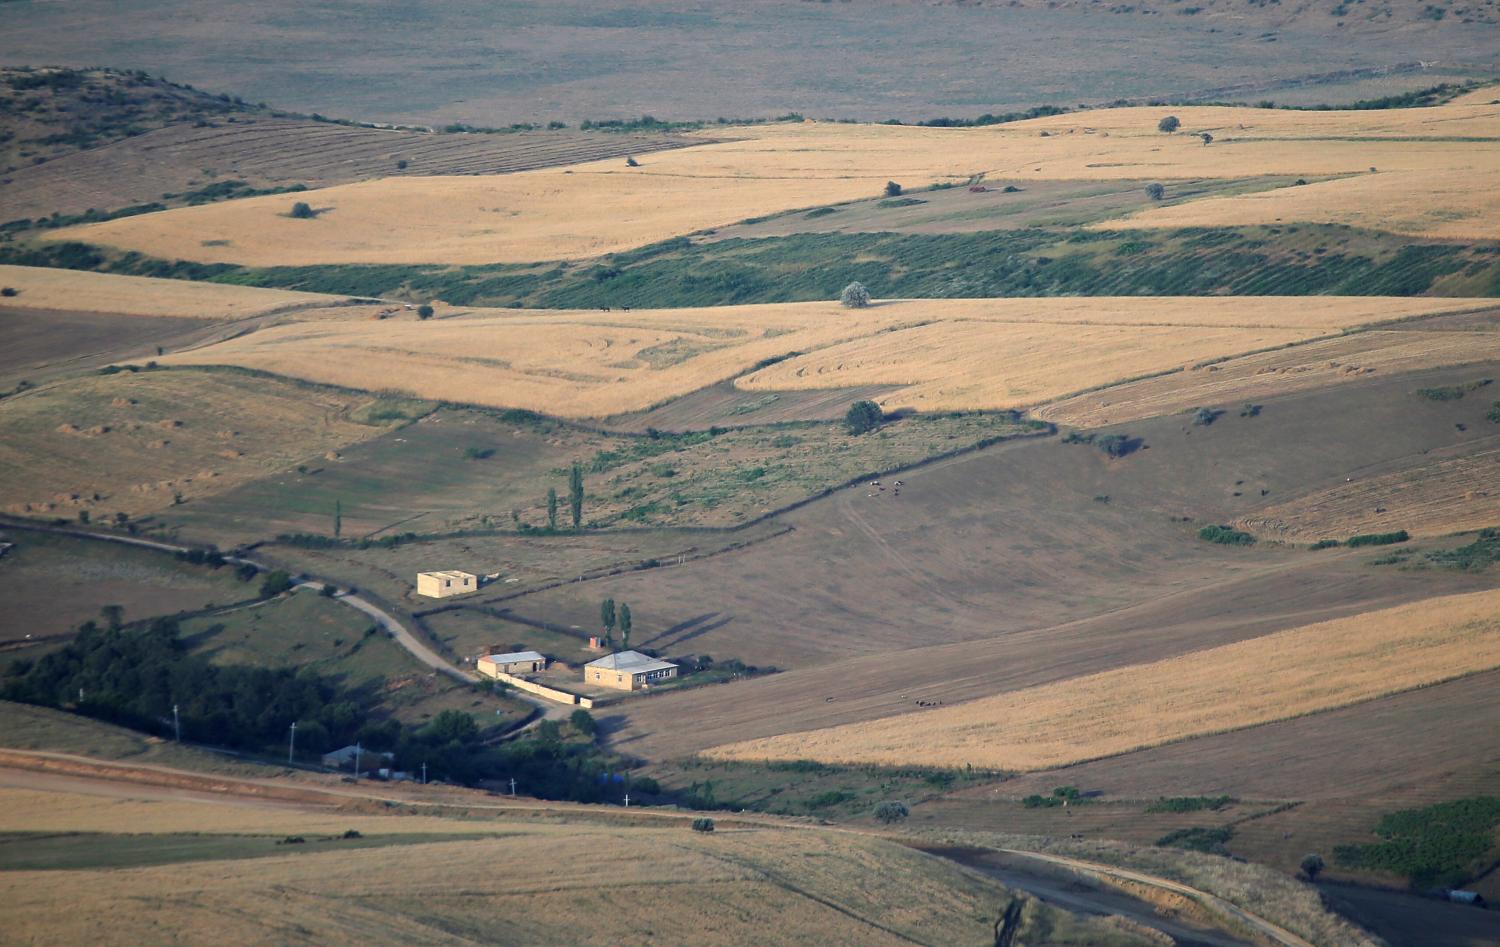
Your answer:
482,650 -> 545,665
585,650 -> 678,674
419,570 -> 475,581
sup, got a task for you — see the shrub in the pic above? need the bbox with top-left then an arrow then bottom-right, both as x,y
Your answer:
1191,407 -> 1223,426
845,399 -> 883,435
288,201 -> 316,219
1145,182 -> 1166,201
395,159 -> 408,170
884,180 -> 902,197
463,446 -> 494,460
1345,530 -> 1409,547
1487,400 -> 1500,423
1146,795 -> 1236,814
691,817 -> 715,833
1416,379 -> 1490,401
1199,525 -> 1255,546
416,304 -> 434,319
259,570 -> 295,596
1333,796 -> 1500,888
874,800 -> 909,824
839,280 -> 871,308
569,708 -> 597,737
1200,132 -> 1214,145
1240,403 -> 1262,417
632,776 -> 660,794
0,286 -> 16,297
625,156 -> 639,167
1300,853 -> 1325,881
1309,539 -> 1341,550
1094,433 -> 1137,458
1156,826 -> 1233,853
807,790 -> 855,809
1425,528 -> 1500,570
1158,115 -> 1181,132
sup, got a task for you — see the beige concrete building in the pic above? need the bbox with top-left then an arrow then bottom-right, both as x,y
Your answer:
584,650 -> 678,691
477,650 -> 547,678
416,570 -> 476,598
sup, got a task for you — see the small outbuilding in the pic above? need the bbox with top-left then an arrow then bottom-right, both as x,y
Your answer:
584,650 -> 678,691
477,650 -> 547,678
416,570 -> 477,598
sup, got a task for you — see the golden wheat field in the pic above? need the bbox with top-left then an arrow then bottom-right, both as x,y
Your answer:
0,785 -> 1148,947
1036,325 -> 1500,427
1239,448 -> 1500,541
704,587 -> 1500,771
156,296 -> 1478,416
1100,169 -> 1500,240
0,264 -> 346,319
48,98 -> 1500,264
0,369 -> 413,517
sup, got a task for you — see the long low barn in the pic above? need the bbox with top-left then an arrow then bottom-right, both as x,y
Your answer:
477,650 -> 547,677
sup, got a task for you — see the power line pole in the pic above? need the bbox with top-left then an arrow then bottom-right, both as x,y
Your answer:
421,762 -> 427,785
510,777 -> 517,796
288,721 -> 297,764
172,704 -> 180,743
624,793 -> 630,808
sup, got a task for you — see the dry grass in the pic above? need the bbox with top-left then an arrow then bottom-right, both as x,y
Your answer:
48,98 -> 1500,264
1239,447 -> 1500,541
0,264 -> 345,319
1036,325 -> 1500,427
0,369 -> 417,517
1100,169 -> 1500,241
704,587 -> 1500,770
0,784 -> 1151,947
158,296 -> 1475,417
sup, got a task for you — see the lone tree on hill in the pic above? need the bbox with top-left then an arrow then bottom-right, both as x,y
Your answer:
619,603 -> 633,650
845,399 -> 884,435
1200,132 -> 1214,146
333,499 -> 341,538
601,598 -> 617,649
1158,115 -> 1180,133
569,461 -> 584,527
1300,853 -> 1325,882
569,708 -> 597,737
416,304 -> 434,320
546,487 -> 558,529
884,180 -> 903,197
1145,182 -> 1166,201
288,201 -> 316,219
840,281 -> 871,309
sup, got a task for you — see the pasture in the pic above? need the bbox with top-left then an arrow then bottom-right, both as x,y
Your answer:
0,530 -> 253,645
702,586 -> 1500,770
0,264 -> 346,319
0,368 -> 428,518
47,97 -> 1500,264
158,296 -> 1478,417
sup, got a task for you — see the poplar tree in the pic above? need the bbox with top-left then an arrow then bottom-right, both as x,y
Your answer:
569,462 -> 584,528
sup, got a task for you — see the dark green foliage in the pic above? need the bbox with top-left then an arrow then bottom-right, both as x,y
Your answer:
1095,433 -> 1138,458
806,789 -> 855,809
804,206 -> 838,218
259,570 -> 294,596
416,304 -> 434,319
1240,403 -> 1262,417
1158,116 -> 1181,133
0,287 -> 15,297
1146,795 -> 1236,814
691,817 -> 715,833
1145,182 -> 1166,201
1489,401 -> 1500,423
1416,379 -> 1491,401
288,201 -> 317,220
1301,853 -> 1325,881
1425,528 -> 1500,570
840,280 -> 872,308
569,461 -> 584,528
463,446 -> 494,460
1199,525 -> 1256,545
1024,786 -> 1083,808
845,399 -> 883,435
883,181 -> 903,197
1333,797 -> 1500,887
874,800 -> 909,824
1345,530 -> 1409,547
569,708 -> 597,737
1156,826 -> 1234,854
546,487 -> 558,530
877,197 -> 924,208
1191,407 -> 1223,426
1310,539 -> 1341,550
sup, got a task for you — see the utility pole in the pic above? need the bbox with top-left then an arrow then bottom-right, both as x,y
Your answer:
172,704 -> 180,743
510,777 -> 517,796
421,762 -> 427,785
624,793 -> 630,808
288,721 -> 297,764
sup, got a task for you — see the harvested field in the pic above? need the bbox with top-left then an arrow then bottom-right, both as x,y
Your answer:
703,587 -> 1500,770
0,264 -> 346,319
1240,447 -> 1500,542
50,98 -> 1500,264
2,118 -> 706,220
158,296 -> 1477,416
1101,169 -> 1500,241
0,369 -> 425,517
0,786 -> 1143,947
0,531 -> 253,645
0,307 -> 206,382
1037,315 -> 1500,427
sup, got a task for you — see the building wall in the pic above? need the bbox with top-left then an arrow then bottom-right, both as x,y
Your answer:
416,572 -> 475,598
585,665 -> 677,691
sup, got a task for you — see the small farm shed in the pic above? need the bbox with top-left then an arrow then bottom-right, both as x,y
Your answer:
416,570 -> 476,598
477,650 -> 547,678
584,651 -> 678,691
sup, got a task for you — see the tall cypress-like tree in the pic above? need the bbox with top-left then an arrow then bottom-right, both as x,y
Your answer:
334,499 -> 342,539
569,462 -> 584,528
619,603 -> 632,650
600,598 -> 616,650
546,487 -> 558,530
